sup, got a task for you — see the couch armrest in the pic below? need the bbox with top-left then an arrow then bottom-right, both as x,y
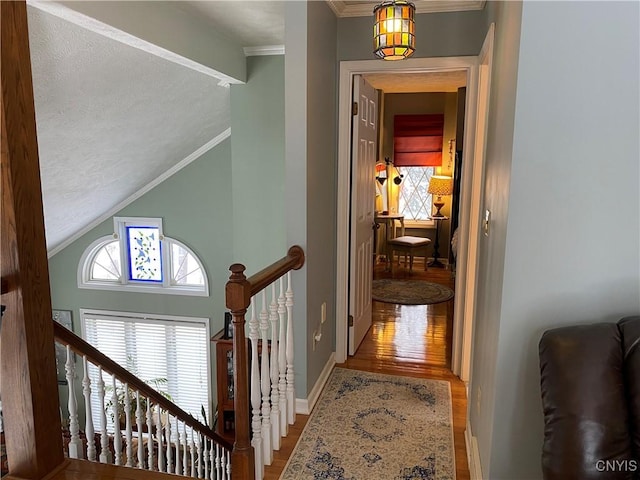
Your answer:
539,322 -> 635,480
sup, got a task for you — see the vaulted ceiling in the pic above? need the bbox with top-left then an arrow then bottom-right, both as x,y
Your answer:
28,4 -> 230,253
29,0 -> 482,256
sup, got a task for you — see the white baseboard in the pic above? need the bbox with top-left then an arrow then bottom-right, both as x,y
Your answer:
295,352 -> 336,415
465,422 -> 483,480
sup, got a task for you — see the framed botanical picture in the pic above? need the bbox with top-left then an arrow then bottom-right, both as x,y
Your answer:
52,310 -> 73,384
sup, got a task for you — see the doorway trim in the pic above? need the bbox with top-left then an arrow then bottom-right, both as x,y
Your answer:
335,54 -> 483,381
452,24 -> 495,382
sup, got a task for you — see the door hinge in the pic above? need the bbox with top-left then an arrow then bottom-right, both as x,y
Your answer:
352,102 -> 358,116
348,315 -> 354,327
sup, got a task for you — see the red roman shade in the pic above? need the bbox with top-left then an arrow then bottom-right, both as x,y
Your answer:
393,114 -> 445,167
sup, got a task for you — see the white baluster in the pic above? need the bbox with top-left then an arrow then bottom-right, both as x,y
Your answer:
182,422 -> 188,476
203,437 -> 209,479
208,440 -> 215,480
147,400 -> 154,470
249,301 -> 264,479
286,272 -> 296,425
260,291 -> 273,464
65,346 -> 82,459
82,356 -> 96,461
157,406 -> 165,472
136,391 -> 144,468
111,377 -> 122,465
269,284 -> 281,449
124,384 -> 133,467
225,449 -> 231,480
221,448 -> 227,480
175,418 -> 182,475
277,277 -> 288,437
97,367 -> 112,463
215,444 -> 222,479
196,431 -> 203,478
166,415 -> 173,473
190,428 -> 196,477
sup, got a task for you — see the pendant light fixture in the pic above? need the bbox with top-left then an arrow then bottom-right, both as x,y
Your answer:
373,0 -> 416,60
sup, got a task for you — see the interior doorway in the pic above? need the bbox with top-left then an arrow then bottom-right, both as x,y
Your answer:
365,74 -> 466,368
336,26 -> 495,385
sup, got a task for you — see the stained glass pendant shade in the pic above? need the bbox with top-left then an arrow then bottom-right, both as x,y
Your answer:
373,0 -> 416,60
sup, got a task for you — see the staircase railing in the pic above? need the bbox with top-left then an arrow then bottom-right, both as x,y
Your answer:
54,322 -> 233,478
226,245 -> 305,480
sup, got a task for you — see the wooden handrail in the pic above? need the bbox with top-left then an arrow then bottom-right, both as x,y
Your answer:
53,321 -> 233,451
225,245 -> 305,480
247,245 -> 305,296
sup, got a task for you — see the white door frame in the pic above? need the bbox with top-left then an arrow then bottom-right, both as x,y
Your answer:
452,24 -> 495,382
335,50 -> 489,383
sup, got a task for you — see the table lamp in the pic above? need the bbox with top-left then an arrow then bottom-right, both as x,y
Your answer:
428,175 -> 453,217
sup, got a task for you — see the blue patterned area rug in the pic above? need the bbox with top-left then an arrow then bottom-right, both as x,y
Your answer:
280,368 -> 455,480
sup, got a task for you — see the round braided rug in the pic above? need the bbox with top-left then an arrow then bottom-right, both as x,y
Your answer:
372,279 -> 454,305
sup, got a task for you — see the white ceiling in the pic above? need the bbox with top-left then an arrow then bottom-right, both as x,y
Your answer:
29,0 -> 481,255
176,1 -> 286,47
365,70 -> 467,93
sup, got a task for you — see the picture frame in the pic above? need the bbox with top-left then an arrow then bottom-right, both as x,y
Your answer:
53,310 -> 73,384
224,311 -> 233,340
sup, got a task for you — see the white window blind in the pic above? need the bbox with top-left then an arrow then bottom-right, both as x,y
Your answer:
81,310 -> 210,432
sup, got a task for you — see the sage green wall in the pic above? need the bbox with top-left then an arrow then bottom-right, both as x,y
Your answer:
49,139 -> 234,416
305,0 -> 338,391
230,55 -> 286,273
474,2 -> 639,478
468,2 -> 522,476
283,0 -> 338,397
284,0 -> 309,397
337,10 -> 487,61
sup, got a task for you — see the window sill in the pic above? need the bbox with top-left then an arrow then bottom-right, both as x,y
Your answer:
78,281 -> 209,297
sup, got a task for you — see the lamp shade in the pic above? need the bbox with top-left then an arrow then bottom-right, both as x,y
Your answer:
427,175 -> 453,196
373,1 -> 415,60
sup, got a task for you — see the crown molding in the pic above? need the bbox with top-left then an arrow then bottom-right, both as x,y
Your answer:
243,45 -> 285,57
327,0 -> 486,18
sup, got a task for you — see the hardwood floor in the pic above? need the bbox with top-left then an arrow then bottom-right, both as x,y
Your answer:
265,258 -> 469,480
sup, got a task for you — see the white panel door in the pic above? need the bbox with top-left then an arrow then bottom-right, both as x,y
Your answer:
348,75 -> 377,355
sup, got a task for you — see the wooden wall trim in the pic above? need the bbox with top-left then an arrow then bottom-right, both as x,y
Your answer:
1,1 -> 65,477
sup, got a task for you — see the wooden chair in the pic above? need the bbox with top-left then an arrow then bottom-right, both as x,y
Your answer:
387,236 -> 432,271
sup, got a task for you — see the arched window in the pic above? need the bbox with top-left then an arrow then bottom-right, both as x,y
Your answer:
78,217 -> 208,296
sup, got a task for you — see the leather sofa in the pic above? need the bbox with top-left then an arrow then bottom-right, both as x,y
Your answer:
539,316 -> 640,479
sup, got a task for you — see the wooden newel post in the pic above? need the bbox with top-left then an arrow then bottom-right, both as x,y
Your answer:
1,1 -> 65,477
226,264 -> 255,479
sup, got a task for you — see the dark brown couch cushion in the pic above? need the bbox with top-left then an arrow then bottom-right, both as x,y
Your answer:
619,316 -> 640,462
539,323 -> 635,480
